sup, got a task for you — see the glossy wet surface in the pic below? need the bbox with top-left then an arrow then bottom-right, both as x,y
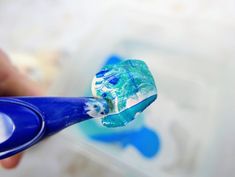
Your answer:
92,60 -> 157,127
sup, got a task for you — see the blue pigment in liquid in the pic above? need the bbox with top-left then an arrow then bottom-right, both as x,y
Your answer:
91,60 -> 157,128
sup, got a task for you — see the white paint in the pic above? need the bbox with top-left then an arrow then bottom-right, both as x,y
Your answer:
84,100 -> 106,118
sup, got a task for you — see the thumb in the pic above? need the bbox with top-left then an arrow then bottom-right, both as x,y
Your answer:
0,49 -> 43,169
0,49 -> 43,96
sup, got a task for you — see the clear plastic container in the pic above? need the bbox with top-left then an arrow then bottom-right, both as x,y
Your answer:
1,1 -> 234,177
50,6 -> 235,177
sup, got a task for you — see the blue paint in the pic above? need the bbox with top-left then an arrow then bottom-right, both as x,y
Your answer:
105,55 -> 123,65
108,77 -> 119,85
96,70 -> 110,78
91,127 -> 161,158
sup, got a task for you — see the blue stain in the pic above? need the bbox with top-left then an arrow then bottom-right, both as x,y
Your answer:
102,93 -> 107,98
105,55 -> 123,65
78,54 -> 161,158
96,69 -> 110,78
91,127 -> 161,158
108,77 -> 119,85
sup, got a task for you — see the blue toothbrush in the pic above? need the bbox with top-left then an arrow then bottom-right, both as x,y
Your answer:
0,59 -> 157,159
0,97 -> 109,159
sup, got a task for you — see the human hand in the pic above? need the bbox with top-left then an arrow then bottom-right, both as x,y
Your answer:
0,49 -> 43,169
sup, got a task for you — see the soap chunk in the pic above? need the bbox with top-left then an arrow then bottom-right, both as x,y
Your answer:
92,60 -> 157,128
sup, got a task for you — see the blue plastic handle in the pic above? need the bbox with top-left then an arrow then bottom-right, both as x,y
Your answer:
0,97 -> 109,159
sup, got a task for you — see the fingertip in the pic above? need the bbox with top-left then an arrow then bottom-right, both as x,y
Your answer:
0,153 -> 23,169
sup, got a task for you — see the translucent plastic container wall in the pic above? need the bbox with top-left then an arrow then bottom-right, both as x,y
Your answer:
0,0 -> 235,177
50,6 -> 235,177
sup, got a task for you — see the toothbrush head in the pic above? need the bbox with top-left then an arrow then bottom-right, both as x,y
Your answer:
92,59 -> 157,128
